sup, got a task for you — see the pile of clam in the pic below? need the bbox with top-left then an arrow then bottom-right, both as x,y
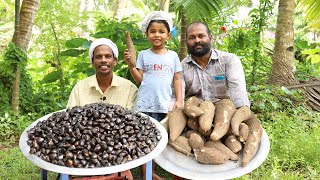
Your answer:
27,103 -> 161,168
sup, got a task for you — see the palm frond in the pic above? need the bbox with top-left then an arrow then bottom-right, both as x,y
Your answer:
298,0 -> 320,28
173,0 -> 227,22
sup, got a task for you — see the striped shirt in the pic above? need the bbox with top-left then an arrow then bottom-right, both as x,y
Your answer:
181,49 -> 250,108
67,74 -> 138,109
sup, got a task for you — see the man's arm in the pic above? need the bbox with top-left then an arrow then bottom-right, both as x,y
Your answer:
226,54 -> 250,108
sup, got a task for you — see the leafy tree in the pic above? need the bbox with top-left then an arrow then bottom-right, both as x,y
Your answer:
4,0 -> 40,114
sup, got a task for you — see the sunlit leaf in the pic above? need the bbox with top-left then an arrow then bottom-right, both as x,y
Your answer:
295,40 -> 309,49
301,48 -> 320,55
232,19 -> 238,25
65,38 -> 89,48
309,54 -> 320,64
82,41 -> 92,48
42,69 -> 62,83
60,49 -> 86,57
281,86 -> 292,95
270,101 -> 279,109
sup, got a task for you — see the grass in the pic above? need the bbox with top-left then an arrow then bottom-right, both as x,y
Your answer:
0,109 -> 319,180
0,147 -> 173,180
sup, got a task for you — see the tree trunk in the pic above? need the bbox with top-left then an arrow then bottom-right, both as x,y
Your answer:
11,0 -> 40,113
268,0 -> 299,86
159,0 -> 170,12
12,0 -> 20,44
179,10 -> 187,60
50,22 -> 65,93
114,0 -> 127,20
11,0 -> 21,113
14,0 -> 40,50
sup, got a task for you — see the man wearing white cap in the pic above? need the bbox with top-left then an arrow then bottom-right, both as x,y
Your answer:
67,38 -> 138,110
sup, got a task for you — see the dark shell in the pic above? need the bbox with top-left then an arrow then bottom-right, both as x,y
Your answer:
26,102 -> 161,168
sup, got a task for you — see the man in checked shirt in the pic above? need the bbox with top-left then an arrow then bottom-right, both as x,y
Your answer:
181,21 -> 250,109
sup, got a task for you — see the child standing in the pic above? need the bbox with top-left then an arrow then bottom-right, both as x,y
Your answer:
124,11 -> 183,179
124,11 -> 183,120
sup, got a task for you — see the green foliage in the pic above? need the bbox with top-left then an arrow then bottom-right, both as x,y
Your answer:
0,111 -> 38,141
173,0 -> 227,22
41,69 -> 63,84
248,0 -> 274,33
249,85 -> 306,114
0,42 -> 33,113
26,81 -> 68,115
298,0 -> 320,29
0,0 -> 14,43
295,58 -> 320,81
294,39 -> 320,80
258,112 -> 319,179
222,28 -> 272,85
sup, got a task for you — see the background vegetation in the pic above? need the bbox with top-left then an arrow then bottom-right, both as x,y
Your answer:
0,0 -> 319,179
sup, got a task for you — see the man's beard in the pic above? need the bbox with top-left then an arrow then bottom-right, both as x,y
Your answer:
187,42 -> 211,57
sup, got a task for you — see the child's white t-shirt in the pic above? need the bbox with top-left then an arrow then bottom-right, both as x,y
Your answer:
135,49 -> 182,113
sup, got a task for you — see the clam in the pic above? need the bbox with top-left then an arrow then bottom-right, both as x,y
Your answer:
26,102 -> 162,168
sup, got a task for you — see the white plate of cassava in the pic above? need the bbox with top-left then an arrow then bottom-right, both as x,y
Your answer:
155,97 -> 270,180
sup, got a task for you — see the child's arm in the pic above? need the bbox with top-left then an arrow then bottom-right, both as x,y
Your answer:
173,72 -> 183,109
124,49 -> 143,84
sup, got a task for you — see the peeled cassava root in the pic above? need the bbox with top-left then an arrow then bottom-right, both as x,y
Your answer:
184,96 -> 204,118
125,31 -> 137,67
224,135 -> 242,153
188,133 -> 205,149
210,99 -> 236,141
168,108 -> 187,142
242,114 -> 263,167
167,97 -> 264,167
238,123 -> 249,142
169,136 -> 192,156
205,140 -> 238,161
187,118 -> 199,131
231,106 -> 252,136
194,147 -> 229,164
199,101 -> 215,132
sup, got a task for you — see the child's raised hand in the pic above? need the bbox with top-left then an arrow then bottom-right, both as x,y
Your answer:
124,49 -> 132,66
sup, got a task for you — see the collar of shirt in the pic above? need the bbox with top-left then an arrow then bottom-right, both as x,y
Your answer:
88,74 -> 120,91
185,48 -> 220,66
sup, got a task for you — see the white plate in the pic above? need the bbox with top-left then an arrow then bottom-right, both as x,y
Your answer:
154,118 -> 270,180
19,110 -> 168,176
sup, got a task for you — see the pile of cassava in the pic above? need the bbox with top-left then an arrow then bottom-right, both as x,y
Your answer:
165,96 -> 263,167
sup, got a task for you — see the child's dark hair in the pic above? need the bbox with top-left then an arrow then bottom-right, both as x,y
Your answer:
147,20 -> 170,33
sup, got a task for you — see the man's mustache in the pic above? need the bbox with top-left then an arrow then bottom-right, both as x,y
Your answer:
193,42 -> 205,48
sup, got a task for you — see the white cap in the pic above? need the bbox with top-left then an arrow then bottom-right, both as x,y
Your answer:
88,38 -> 118,61
141,11 -> 173,34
